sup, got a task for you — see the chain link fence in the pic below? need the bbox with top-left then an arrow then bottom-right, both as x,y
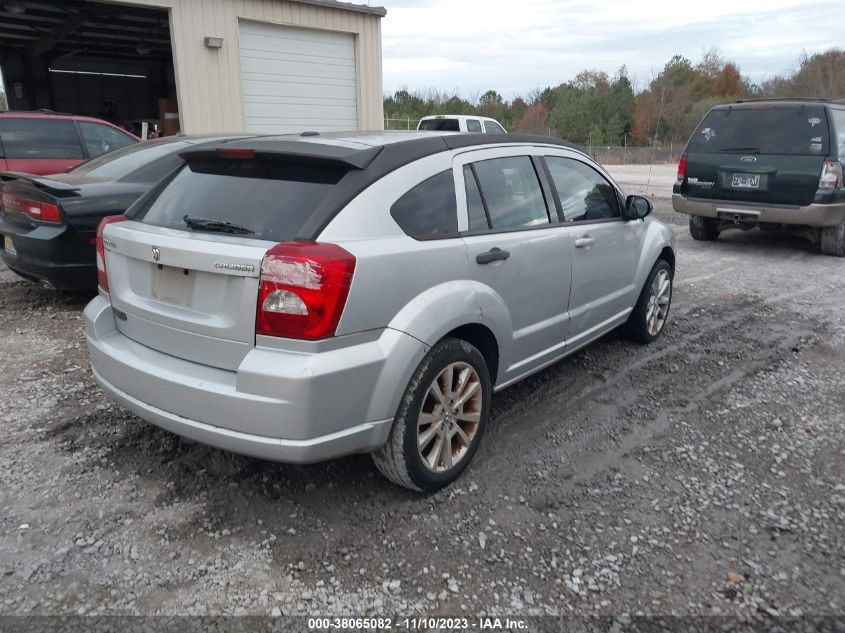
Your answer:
385,117 -> 417,130
384,119 -> 680,165
584,145 -> 678,165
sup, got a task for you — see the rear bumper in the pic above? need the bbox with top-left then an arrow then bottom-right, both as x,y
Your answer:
672,194 -> 845,228
0,221 -> 96,290
84,295 -> 427,463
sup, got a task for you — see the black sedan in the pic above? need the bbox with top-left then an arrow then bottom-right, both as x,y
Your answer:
0,135 -> 248,291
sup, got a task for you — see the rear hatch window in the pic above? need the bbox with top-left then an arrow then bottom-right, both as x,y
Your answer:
688,105 -> 829,156
128,157 -> 348,242
419,118 -> 460,132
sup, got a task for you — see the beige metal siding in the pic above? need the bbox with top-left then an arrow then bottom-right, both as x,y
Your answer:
110,0 -> 384,134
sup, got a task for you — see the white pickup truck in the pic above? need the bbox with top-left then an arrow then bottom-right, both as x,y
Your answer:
417,115 -> 507,134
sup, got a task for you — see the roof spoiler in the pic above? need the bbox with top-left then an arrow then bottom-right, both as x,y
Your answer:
0,171 -> 81,193
179,141 -> 383,170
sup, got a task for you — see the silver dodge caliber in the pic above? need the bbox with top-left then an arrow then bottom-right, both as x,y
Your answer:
84,132 -> 676,491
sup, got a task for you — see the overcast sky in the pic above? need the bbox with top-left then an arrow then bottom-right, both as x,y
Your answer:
379,0 -> 844,97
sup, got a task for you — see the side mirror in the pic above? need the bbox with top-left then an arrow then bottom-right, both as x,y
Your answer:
625,195 -> 652,220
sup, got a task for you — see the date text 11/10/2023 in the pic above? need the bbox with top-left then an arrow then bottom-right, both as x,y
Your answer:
307,616 -> 528,630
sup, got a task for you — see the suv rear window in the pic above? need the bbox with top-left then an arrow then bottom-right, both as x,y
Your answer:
0,117 -> 83,159
687,105 -> 829,156
130,158 -> 347,242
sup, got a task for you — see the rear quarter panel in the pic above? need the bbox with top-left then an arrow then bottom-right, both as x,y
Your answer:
634,217 -> 675,290
318,151 -> 511,420
320,153 -> 478,342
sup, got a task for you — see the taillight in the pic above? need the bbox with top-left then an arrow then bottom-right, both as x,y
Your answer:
96,215 -> 128,293
256,241 -> 356,340
677,155 -> 688,181
1,192 -> 62,223
819,161 -> 843,189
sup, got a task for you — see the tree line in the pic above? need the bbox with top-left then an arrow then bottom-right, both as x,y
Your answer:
384,48 -> 845,147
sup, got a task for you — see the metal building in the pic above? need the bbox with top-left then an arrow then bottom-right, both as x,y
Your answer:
0,0 -> 386,134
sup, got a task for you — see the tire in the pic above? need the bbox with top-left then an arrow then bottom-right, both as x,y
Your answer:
689,215 -> 720,241
624,259 -> 673,344
372,337 -> 491,492
820,222 -> 845,257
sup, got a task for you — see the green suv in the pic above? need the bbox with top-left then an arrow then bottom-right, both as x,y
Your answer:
672,99 -> 845,256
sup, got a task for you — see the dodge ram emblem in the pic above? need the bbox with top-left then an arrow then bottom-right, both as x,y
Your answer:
152,246 -> 161,262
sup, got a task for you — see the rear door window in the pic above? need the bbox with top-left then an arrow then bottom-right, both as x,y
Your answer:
483,121 -> 507,135
390,170 -> 457,238
79,121 -> 136,158
545,157 -> 620,222
0,117 -> 83,159
687,105 -> 830,156
471,156 -> 549,229
466,119 -> 483,133
130,158 -> 348,242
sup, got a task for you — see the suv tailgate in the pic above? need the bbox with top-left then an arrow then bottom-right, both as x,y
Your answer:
683,104 -> 830,206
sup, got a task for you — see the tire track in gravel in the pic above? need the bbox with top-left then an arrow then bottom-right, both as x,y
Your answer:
474,290 -> 821,494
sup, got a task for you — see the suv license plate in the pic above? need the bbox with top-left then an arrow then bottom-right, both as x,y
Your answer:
3,236 -> 15,256
731,174 -> 760,189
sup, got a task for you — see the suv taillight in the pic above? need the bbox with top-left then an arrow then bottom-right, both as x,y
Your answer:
257,241 -> 356,340
96,215 -> 127,293
677,155 -> 688,181
819,161 -> 843,189
1,192 -> 62,223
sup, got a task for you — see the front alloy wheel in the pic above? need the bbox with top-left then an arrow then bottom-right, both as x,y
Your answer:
646,268 -> 671,336
624,258 -> 673,344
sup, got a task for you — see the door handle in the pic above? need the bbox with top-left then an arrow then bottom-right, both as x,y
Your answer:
575,235 -> 595,248
475,247 -> 511,265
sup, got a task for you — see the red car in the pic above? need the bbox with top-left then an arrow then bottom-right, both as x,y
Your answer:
0,111 -> 139,176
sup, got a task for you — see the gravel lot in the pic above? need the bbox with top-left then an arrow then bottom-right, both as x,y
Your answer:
1,164 -> 844,618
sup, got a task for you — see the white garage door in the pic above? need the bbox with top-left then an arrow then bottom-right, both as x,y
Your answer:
238,21 -> 358,134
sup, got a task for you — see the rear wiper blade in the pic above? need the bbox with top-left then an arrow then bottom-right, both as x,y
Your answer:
183,215 -> 254,235
717,147 -> 760,153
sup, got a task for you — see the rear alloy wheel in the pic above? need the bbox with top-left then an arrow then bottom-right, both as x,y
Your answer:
689,215 -> 720,241
624,259 -> 673,344
416,361 -> 482,473
820,222 -> 845,257
373,338 -> 491,491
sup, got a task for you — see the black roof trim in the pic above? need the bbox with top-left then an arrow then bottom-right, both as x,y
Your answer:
297,134 -> 588,240
171,132 -> 589,242
179,141 -> 383,170
296,135 -> 451,240
442,133 -> 587,154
